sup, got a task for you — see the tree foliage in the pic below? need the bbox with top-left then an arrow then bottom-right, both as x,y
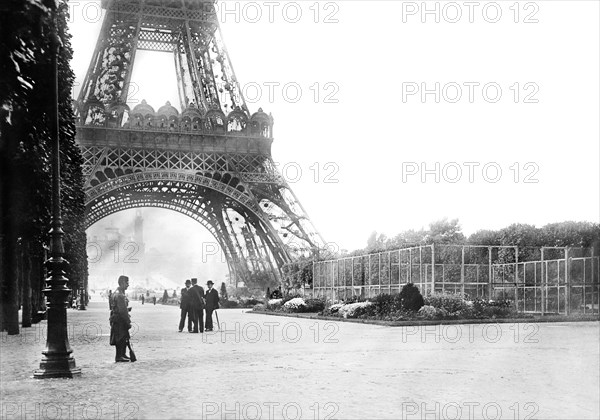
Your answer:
0,0 -> 87,332
349,219 -> 598,257
243,270 -> 279,293
281,255 -> 313,289
220,282 -> 228,300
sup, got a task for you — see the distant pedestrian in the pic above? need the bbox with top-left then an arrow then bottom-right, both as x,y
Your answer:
153,296 -> 156,305
141,295 -> 145,305
109,276 -> 132,362
178,280 -> 193,332
189,278 -> 205,333
204,280 -> 220,331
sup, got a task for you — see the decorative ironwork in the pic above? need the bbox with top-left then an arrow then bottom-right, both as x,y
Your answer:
77,0 -> 325,283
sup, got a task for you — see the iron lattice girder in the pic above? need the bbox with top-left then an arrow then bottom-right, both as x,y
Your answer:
86,171 -> 261,214
84,193 -> 243,278
103,0 -> 218,25
80,140 -> 283,188
78,0 -> 326,283
84,174 -> 290,278
80,0 -> 245,117
81,140 -> 325,248
77,126 -> 276,172
82,144 -> 323,251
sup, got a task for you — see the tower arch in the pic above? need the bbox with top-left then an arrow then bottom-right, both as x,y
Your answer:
76,0 -> 326,286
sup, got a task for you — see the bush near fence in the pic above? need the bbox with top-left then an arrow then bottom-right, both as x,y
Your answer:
320,285 -> 519,321
255,295 -> 327,313
313,244 -> 599,316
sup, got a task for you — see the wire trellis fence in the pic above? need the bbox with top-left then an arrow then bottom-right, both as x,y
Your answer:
313,245 -> 599,315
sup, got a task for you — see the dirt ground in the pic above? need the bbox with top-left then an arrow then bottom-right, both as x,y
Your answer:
1,301 -> 598,419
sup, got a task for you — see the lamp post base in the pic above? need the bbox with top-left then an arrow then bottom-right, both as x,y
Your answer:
34,352 -> 81,379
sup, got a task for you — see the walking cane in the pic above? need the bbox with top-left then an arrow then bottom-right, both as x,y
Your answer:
127,340 -> 137,362
214,310 -> 220,331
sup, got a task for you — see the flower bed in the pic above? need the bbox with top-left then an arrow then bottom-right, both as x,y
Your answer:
253,295 -> 326,314
254,285 -> 519,321
320,285 -> 519,321
283,297 -> 306,312
220,298 -> 265,309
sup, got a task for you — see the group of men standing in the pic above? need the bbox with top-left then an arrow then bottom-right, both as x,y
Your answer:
179,278 -> 220,333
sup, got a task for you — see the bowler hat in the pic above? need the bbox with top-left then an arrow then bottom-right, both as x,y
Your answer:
206,280 -> 214,286
185,279 -> 191,285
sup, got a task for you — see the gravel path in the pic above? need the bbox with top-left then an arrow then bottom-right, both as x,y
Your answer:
1,301 -> 598,419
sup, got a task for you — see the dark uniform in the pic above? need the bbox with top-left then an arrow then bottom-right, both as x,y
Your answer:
189,279 -> 205,333
178,282 -> 193,332
109,285 -> 131,362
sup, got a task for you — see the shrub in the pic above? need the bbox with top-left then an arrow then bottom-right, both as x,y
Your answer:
242,298 -> 264,307
304,298 -> 326,313
471,299 -> 514,318
281,294 -> 303,305
343,295 -> 367,304
425,292 -> 469,315
321,303 -> 344,316
400,283 -> 425,311
283,297 -> 307,312
220,300 -> 239,309
370,293 -> 403,317
418,305 -> 437,319
161,297 -> 179,306
338,301 -> 374,318
266,298 -> 283,311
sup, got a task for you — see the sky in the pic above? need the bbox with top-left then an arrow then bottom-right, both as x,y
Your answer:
69,1 -> 599,283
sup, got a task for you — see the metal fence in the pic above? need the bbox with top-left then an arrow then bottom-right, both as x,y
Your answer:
312,245 -> 599,315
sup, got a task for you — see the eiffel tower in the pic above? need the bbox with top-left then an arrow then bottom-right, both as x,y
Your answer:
75,0 -> 325,284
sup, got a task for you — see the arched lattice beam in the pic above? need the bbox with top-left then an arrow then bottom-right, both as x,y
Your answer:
86,171 -> 259,214
85,197 -> 242,282
85,173 -> 291,281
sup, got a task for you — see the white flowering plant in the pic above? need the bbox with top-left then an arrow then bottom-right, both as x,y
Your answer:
283,297 -> 307,312
266,298 -> 283,310
418,305 -> 437,319
337,301 -> 374,319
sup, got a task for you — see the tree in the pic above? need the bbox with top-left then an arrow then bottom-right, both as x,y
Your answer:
366,231 -> 388,252
388,228 -> 427,248
243,270 -> 279,294
399,283 -> 424,312
162,289 -> 169,303
220,282 -> 228,300
424,218 -> 465,244
539,221 -> 600,250
467,229 -> 501,245
282,256 -> 313,289
0,0 -> 86,333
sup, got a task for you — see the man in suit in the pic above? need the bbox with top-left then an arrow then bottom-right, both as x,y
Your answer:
204,280 -> 220,331
189,278 -> 205,333
178,279 -> 192,332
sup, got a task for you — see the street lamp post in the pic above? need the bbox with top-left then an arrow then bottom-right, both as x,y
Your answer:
34,0 -> 81,379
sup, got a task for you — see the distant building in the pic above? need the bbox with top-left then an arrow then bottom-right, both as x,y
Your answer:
87,211 -> 146,289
